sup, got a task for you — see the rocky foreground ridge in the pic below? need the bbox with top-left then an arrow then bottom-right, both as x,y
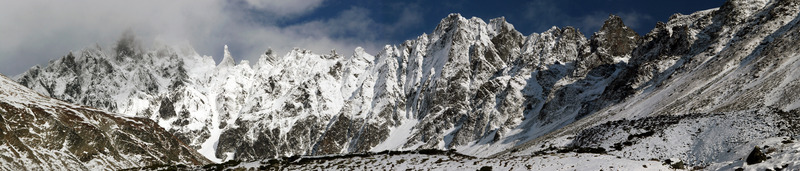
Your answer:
0,74 -> 209,170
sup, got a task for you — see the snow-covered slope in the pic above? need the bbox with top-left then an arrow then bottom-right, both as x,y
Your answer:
501,0 -> 800,169
13,0 -> 800,169
509,108 -> 799,169
168,151 -> 670,171
593,0 -> 800,118
0,74 -> 209,170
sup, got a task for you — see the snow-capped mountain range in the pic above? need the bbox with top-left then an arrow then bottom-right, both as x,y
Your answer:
12,0 -> 800,169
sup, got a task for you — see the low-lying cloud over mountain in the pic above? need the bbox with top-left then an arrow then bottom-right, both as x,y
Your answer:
0,0 -> 388,75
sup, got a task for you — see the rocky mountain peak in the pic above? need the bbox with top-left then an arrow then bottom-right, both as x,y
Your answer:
255,48 -> 278,70
443,13 -> 464,23
488,17 -> 515,34
590,14 -> 641,58
598,15 -> 626,32
430,13 -> 470,39
488,16 -> 508,26
113,30 -> 143,61
219,45 -> 236,67
556,26 -> 586,41
488,16 -> 523,41
715,0 -> 771,25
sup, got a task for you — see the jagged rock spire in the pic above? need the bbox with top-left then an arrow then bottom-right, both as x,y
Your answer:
219,45 -> 236,67
590,14 -> 640,58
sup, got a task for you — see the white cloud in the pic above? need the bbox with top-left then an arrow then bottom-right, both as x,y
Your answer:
387,3 -> 424,35
0,0 -> 396,76
617,12 -> 654,32
286,7 -> 377,40
0,0 -> 228,75
579,12 -> 610,35
523,1 -> 566,32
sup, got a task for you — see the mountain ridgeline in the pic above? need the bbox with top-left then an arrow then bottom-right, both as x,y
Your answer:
14,0 -> 800,168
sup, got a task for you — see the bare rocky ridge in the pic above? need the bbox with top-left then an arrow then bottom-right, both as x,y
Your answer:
12,0 -> 800,169
0,74 -> 209,170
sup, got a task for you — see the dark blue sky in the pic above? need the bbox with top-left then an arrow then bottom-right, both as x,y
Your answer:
261,0 -> 726,45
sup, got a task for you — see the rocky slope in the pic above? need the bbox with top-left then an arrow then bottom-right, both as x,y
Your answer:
13,0 -> 800,168
502,0 -> 800,168
0,74 -> 209,170
134,150 -> 671,171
